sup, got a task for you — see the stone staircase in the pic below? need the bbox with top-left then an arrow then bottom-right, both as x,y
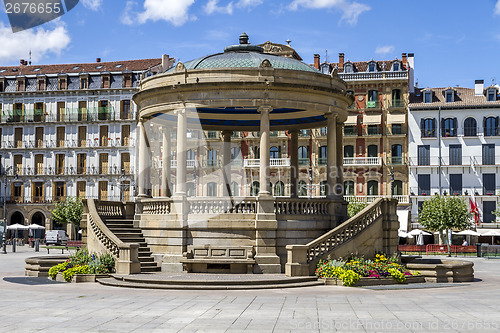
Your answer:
102,218 -> 160,273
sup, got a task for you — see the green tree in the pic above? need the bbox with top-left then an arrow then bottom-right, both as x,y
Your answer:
418,195 -> 473,256
347,201 -> 369,218
51,197 -> 83,239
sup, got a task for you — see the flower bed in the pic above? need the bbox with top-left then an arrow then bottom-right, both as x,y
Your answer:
49,249 -> 115,283
316,253 -> 421,287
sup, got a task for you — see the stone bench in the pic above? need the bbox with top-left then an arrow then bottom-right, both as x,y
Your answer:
181,246 -> 255,274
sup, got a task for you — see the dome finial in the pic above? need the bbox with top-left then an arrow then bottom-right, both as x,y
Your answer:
239,33 -> 249,45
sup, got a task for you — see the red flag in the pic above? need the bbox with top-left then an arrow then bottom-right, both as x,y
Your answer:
470,198 -> 479,225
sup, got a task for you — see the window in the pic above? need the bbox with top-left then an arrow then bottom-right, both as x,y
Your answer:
391,124 -> 402,135
464,117 -> 477,136
13,103 -> 24,122
367,125 -> 379,135
441,118 -> 457,137
418,145 -> 430,165
80,77 -> 88,89
318,146 -> 327,165
54,181 -> 66,201
367,181 -> 378,195
424,91 -> 432,103
121,153 -> 130,174
120,100 -> 131,119
367,145 -> 378,157
449,144 -> 462,165
320,63 -> 330,74
253,146 -> 260,159
391,144 -> 402,164
298,180 -> 307,196
418,175 -> 430,195
319,180 -> 328,196
344,181 -> 354,196
78,101 -> 87,121
56,127 -> 65,147
121,125 -> 130,146
392,180 -> 403,196
482,144 -> 495,165
186,183 -> 196,197
368,63 -> 376,72
231,182 -> 239,196
99,153 -> 109,174
101,75 -> 110,88
445,90 -> 454,103
486,89 -> 496,102
344,125 -> 356,135
421,118 -> 436,137
344,63 -> 353,73
367,90 -> 378,108
32,182 -> 44,202
77,181 -> 86,199
449,174 -> 462,195
270,146 -> 280,159
0,79 -> 4,92
298,146 -> 308,165
207,149 -> 217,167
14,128 -> 23,148
58,77 -> 67,90
207,182 -> 217,197
483,202 -> 497,223
391,89 -> 401,107
37,78 -> 46,91
98,181 -> 107,200
274,181 -> 285,196
484,116 -> 499,136
78,126 -> 86,147
56,154 -> 65,175
34,154 -> 43,175
34,102 -> 44,122
57,101 -> 65,121
123,74 -> 132,88
250,181 -> 260,196
77,154 -> 86,174
344,145 -> 354,157
98,100 -> 109,120
99,125 -> 108,147
393,62 -> 399,71
483,174 -> 496,195
17,78 -> 25,91
231,147 -> 240,161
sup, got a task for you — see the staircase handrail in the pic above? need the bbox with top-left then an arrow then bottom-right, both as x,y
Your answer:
85,199 -> 140,274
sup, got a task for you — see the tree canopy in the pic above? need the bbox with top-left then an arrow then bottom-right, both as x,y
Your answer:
52,197 -> 84,226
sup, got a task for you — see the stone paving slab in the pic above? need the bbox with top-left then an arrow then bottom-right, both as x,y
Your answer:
2,248 -> 500,332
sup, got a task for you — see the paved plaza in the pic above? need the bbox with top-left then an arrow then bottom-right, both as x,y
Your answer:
1,247 -> 500,332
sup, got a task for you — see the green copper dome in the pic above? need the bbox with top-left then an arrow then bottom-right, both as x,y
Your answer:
168,33 -> 319,73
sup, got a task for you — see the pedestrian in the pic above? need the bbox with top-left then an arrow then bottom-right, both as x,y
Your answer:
462,239 -> 468,246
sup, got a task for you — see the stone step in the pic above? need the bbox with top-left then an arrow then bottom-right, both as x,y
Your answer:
138,256 -> 155,262
97,277 -> 324,290
140,266 -> 161,273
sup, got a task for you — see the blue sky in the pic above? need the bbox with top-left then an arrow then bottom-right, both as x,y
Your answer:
1,0 -> 500,89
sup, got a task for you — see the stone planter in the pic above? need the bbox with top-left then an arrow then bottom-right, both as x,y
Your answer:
323,275 -> 425,287
405,259 -> 474,283
55,272 -> 108,283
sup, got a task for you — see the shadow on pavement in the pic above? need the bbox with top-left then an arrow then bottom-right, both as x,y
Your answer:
3,277 -> 65,285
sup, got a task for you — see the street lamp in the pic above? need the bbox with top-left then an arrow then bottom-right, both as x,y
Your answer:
2,166 -> 12,254
390,166 -> 394,199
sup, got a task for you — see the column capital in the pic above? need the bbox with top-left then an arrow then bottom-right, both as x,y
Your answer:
257,106 -> 273,114
324,111 -> 338,119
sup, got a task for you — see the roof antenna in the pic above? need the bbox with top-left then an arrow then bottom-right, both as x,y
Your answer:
29,49 -> 32,66
286,39 -> 291,46
325,50 -> 329,63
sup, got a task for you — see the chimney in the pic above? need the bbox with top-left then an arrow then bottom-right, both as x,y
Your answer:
162,54 -> 170,71
313,54 -> 320,70
20,59 -> 25,66
96,58 -> 101,63
338,53 -> 344,69
402,53 -> 407,65
407,53 -> 415,93
475,80 -> 484,96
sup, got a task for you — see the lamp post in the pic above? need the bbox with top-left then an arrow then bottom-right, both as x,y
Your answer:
2,166 -> 12,254
390,166 -> 394,199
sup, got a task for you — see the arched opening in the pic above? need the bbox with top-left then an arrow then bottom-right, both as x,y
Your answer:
186,182 -> 196,197
367,145 -> 378,157
31,211 -> 45,239
9,211 -> 25,239
344,145 -> 354,157
464,117 -> 477,136
392,180 -> 403,196
298,180 -> 307,197
250,181 -> 260,196
344,181 -> 355,196
391,144 -> 402,164
320,180 -> 328,196
230,181 -> 239,196
298,146 -> 308,165
367,180 -> 379,196
207,182 -> 217,197
274,181 -> 285,196
270,146 -> 280,159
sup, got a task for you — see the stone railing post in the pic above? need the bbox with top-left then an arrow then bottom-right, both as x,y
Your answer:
116,243 -> 141,275
382,199 -> 399,256
285,245 -> 310,277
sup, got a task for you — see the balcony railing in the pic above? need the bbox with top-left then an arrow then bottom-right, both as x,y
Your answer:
389,99 -> 405,108
344,195 -> 409,204
410,187 -> 500,197
200,159 -> 222,168
343,157 -> 382,166
1,107 -> 129,124
387,156 -> 407,165
362,126 -> 382,136
298,158 -> 310,166
386,126 -> 407,135
170,160 -> 197,168
339,71 -> 408,81
244,158 -> 291,168
317,157 -> 327,165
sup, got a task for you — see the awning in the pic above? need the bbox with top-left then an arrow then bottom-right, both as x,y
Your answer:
363,114 -> 381,125
345,115 -> 358,125
387,114 -> 406,124
397,210 -> 409,232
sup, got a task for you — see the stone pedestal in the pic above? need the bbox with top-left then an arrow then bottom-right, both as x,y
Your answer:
254,195 -> 281,274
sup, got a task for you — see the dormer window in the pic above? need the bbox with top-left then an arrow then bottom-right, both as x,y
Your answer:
58,76 -> 67,90
123,73 -> 132,88
37,77 -> 46,91
486,88 -> 497,102
17,78 -> 25,92
101,74 -> 110,89
424,90 -> 432,103
445,90 -> 454,103
320,63 -> 330,74
368,63 -> 376,72
344,62 -> 353,73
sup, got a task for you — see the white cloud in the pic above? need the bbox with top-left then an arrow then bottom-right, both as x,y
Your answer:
288,0 -> 370,25
122,0 -> 196,26
375,45 -> 394,55
0,22 -> 70,63
204,0 -> 234,15
236,0 -> 263,8
81,0 -> 102,11
495,0 -> 500,16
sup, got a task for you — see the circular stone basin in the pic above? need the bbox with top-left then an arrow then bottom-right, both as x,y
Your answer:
25,255 -> 69,277
406,258 -> 474,283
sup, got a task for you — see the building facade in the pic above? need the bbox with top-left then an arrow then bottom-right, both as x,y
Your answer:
0,56 -> 173,236
408,81 -> 500,224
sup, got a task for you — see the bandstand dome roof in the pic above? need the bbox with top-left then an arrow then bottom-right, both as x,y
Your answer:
166,33 -> 319,73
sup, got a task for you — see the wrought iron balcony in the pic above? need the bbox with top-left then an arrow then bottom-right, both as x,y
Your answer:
343,157 -> 382,166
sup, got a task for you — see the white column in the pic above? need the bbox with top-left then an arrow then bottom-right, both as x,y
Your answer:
222,130 -> 232,197
289,129 -> 299,198
175,109 -> 187,196
137,119 -> 148,197
161,127 -> 172,197
326,113 -> 338,198
258,106 -> 272,196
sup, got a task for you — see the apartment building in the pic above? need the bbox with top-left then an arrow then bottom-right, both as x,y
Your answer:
0,56 -> 173,234
408,80 -> 500,224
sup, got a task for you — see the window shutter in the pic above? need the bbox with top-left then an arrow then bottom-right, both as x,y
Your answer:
496,116 -> 500,135
441,118 -> 445,137
483,117 -> 487,132
432,118 -> 436,136
453,118 -> 458,136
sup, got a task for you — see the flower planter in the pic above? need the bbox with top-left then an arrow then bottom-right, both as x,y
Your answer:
55,272 -> 108,283
323,275 -> 425,287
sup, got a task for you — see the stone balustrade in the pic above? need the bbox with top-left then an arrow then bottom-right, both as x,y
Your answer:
96,200 -> 124,217
140,199 -> 172,214
188,197 -> 257,214
275,198 -> 329,215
